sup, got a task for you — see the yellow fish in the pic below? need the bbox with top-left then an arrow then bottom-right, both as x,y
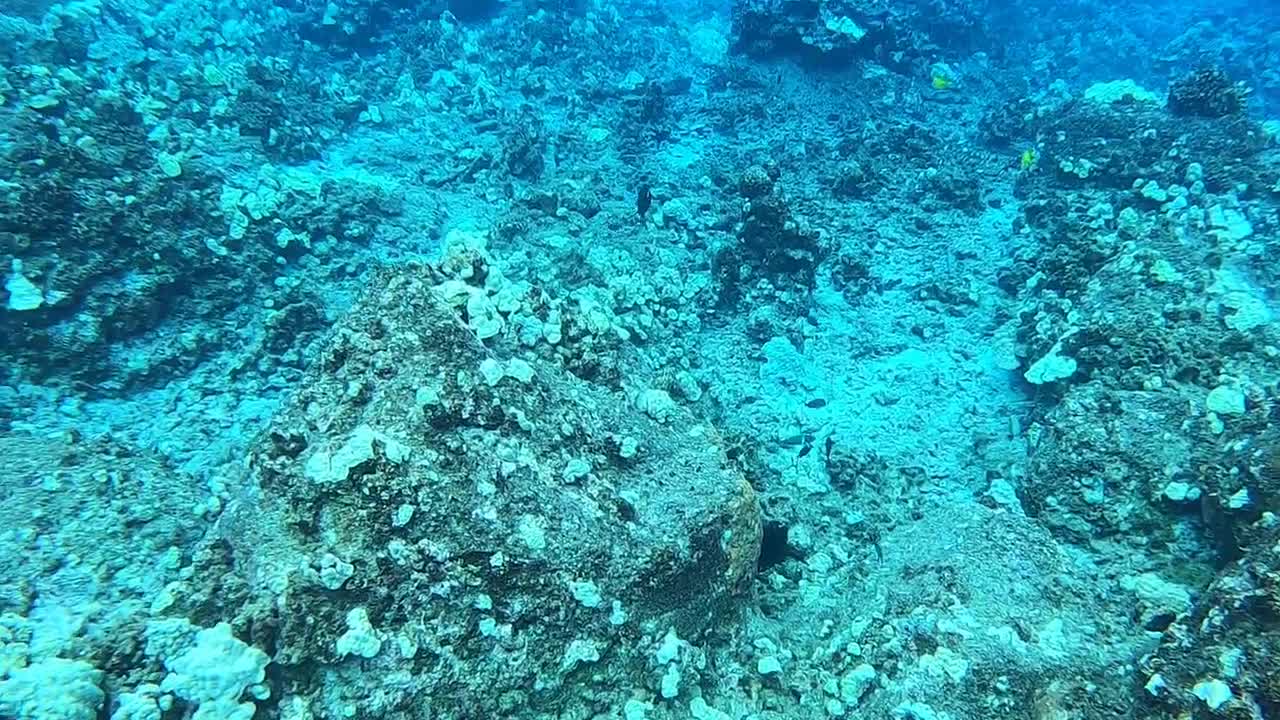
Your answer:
1020,148 -> 1037,171
931,74 -> 954,90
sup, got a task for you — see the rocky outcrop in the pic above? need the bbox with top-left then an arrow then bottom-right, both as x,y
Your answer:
216,264 -> 762,717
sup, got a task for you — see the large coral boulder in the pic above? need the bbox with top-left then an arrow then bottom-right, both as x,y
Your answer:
223,265 -> 761,716
1021,385 -> 1194,544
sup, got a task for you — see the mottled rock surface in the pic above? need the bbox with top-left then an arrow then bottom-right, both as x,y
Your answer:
218,265 -> 761,716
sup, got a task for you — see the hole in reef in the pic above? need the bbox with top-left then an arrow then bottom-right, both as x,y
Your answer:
757,520 -> 795,572
1144,612 -> 1177,633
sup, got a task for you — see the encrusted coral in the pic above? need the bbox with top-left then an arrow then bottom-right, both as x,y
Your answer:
1169,67 -> 1250,118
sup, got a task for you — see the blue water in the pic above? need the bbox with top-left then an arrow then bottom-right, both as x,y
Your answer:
2,0 -> 1278,717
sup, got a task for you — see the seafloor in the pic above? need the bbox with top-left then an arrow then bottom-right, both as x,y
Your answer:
2,0 -> 1280,719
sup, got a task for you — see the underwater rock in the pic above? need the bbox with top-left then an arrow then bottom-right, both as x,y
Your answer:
1026,97 -> 1267,193
730,0 -> 989,68
714,164 -> 824,310
220,265 -> 761,716
1169,67 -> 1249,119
1138,515 -> 1280,718
731,0 -> 885,64
1021,384 -> 1194,544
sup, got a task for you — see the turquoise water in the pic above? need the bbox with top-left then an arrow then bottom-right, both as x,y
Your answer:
1,0 -> 1278,718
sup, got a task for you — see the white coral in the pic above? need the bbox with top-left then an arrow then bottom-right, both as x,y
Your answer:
0,658 -> 104,720
159,622 -> 269,719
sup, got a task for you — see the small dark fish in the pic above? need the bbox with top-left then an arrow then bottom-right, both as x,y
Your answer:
636,185 -> 652,217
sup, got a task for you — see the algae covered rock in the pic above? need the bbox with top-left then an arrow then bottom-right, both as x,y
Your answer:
226,265 -> 761,716
1021,385 -> 1194,543
1137,516 -> 1280,718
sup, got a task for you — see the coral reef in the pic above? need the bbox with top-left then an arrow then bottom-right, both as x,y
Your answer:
185,265 -> 760,717
1170,67 -> 1251,119
2,0 -> 1280,718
